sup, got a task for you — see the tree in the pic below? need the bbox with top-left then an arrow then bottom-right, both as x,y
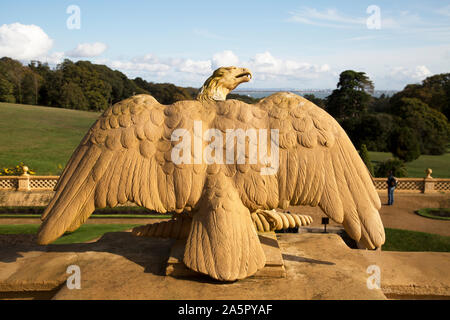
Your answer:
60,82 -> 89,110
369,93 -> 390,113
390,97 -> 449,155
388,126 -> 421,162
303,94 -> 325,108
359,144 -> 374,176
89,63 -> 146,104
0,76 -> 15,102
21,69 -> 43,105
58,59 -> 112,111
227,93 -> 260,104
326,70 -> 374,119
29,60 -> 63,107
133,77 -> 192,104
0,57 -> 26,103
390,73 -> 450,119
340,113 -> 396,152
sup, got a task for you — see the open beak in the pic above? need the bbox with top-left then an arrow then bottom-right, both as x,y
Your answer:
235,68 -> 252,83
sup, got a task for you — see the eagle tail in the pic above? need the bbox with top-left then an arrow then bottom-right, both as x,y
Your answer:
183,175 -> 266,281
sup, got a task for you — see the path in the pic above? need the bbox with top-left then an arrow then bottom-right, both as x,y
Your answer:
287,192 -> 450,237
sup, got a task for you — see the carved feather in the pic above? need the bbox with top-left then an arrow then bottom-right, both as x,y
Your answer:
38,85 -> 385,282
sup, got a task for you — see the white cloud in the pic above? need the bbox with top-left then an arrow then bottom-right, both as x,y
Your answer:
193,28 -> 225,40
390,65 -> 431,81
212,50 -> 239,69
373,65 -> 433,90
99,50 -> 333,88
413,65 -> 432,79
246,51 -> 331,80
0,23 -> 53,60
66,42 -> 107,58
108,60 -> 170,73
288,7 -> 365,28
436,5 -> 450,17
344,35 -> 381,42
177,59 -> 212,75
287,6 -> 447,36
43,52 -> 65,65
135,53 -> 159,64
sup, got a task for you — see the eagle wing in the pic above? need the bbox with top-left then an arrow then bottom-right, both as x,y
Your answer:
217,93 -> 384,249
37,94 -> 206,245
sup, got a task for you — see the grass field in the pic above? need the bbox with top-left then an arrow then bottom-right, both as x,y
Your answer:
0,224 -> 140,244
369,151 -> 450,178
0,214 -> 171,219
383,228 -> 450,252
1,102 -> 449,177
1,224 -> 448,251
0,205 -> 174,217
0,102 -> 99,175
416,208 -> 450,221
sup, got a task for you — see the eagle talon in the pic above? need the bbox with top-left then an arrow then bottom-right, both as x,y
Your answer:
252,209 -> 313,232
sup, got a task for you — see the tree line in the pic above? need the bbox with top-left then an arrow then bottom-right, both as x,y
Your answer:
312,70 -> 450,177
0,57 -> 262,112
0,57 -> 448,177
0,57 -> 197,110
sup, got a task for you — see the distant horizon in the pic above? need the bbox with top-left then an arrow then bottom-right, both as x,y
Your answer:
232,88 -> 397,99
233,88 -> 399,92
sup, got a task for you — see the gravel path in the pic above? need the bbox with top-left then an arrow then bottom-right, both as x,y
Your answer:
287,192 -> 450,237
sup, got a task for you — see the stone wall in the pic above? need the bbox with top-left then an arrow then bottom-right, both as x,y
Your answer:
0,190 -> 55,207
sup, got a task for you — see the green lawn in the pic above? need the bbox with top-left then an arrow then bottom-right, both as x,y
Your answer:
0,205 -> 173,218
369,151 -> 450,178
0,102 -> 99,175
0,214 -> 171,219
1,223 -> 448,251
0,224 -> 140,244
383,228 -> 450,252
416,208 -> 450,221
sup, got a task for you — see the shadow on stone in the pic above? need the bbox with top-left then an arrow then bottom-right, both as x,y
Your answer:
0,232 -> 175,277
258,234 -> 278,248
0,234 -> 45,263
282,253 -> 335,266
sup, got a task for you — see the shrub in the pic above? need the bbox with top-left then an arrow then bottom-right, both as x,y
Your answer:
388,126 -> 421,162
359,144 -> 374,176
0,162 -> 35,176
374,158 -> 407,177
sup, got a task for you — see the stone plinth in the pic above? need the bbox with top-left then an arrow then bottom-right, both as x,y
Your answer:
165,232 -> 286,279
1,232 -> 449,300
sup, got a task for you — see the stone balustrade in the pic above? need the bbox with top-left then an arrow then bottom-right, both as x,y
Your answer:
0,166 -> 59,191
1,167 -> 449,194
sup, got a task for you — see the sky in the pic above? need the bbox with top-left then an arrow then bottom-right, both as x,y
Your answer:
0,0 -> 449,90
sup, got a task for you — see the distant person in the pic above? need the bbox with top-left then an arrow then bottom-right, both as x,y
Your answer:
386,171 -> 398,205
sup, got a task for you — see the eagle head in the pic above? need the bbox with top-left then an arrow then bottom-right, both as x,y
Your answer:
197,66 -> 252,102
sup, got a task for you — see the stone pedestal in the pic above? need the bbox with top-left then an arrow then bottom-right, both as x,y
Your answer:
165,232 -> 286,279
16,176 -> 30,191
423,178 -> 435,194
423,168 -> 435,194
2,232 -> 449,300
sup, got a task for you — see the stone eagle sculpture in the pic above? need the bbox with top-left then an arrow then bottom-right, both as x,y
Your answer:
37,66 -> 385,281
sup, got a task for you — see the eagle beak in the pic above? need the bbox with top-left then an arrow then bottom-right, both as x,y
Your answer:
235,68 -> 252,83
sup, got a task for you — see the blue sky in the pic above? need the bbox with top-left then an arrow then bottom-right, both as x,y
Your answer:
1,0 -> 449,90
